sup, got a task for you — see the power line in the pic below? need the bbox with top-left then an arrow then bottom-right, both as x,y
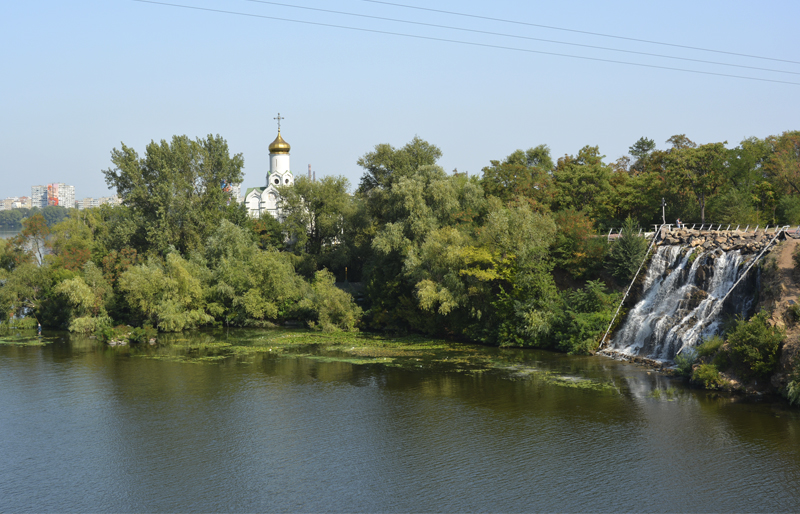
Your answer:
239,0 -> 800,76
362,0 -> 800,66
132,0 -> 800,86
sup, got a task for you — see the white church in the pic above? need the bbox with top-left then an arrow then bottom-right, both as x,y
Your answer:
243,114 -> 294,219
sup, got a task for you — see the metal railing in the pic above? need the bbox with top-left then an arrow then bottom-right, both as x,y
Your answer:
606,224 -> 800,241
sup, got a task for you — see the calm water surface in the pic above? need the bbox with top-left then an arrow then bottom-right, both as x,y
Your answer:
1,330 -> 799,512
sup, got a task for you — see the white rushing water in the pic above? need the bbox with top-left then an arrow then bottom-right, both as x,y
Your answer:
607,245 -> 756,362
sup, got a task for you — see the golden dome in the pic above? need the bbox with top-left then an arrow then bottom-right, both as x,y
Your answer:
268,131 -> 291,154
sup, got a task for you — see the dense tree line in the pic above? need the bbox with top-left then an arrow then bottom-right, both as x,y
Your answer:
2,130 -> 799,355
0,206 -> 68,229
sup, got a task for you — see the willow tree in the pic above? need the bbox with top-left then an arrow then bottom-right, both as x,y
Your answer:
103,134 -> 244,255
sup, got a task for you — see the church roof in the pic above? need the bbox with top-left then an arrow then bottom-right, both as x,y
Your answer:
244,187 -> 264,198
268,131 -> 291,154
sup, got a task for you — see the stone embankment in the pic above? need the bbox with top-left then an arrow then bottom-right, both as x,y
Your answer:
658,227 -> 786,253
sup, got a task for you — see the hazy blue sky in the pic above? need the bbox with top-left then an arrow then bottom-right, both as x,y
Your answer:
2,0 -> 799,200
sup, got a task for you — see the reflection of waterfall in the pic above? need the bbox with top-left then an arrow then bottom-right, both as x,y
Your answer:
606,245 -> 757,362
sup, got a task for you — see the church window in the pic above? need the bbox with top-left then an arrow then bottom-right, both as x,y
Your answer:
285,178 -> 290,184
274,177 -> 279,185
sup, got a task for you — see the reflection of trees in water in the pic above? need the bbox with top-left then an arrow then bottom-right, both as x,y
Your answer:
65,328 -> 800,455
618,367 -> 800,461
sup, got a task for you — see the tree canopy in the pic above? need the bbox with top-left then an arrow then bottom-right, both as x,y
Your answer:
103,134 -> 244,255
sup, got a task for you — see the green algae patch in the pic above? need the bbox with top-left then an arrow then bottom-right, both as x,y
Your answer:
129,328 -> 619,392
0,333 -> 56,347
542,374 -> 617,393
300,354 -> 397,366
503,364 -> 618,393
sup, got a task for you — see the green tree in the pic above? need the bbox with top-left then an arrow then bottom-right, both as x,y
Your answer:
49,212 -> 94,271
0,209 -> 25,229
11,213 -> 50,264
552,146 -> 615,225
662,137 -> 728,223
118,252 -> 213,331
666,134 -> 697,150
606,217 -> 648,283
629,137 -> 656,174
551,209 -> 607,279
0,262 -> 51,325
357,136 -> 442,193
308,270 -> 362,332
103,134 -> 244,255
55,262 -> 113,334
279,175 -> 355,276
552,280 -> 621,354
765,131 -> 800,221
251,212 -> 285,251
464,198 -> 559,346
40,206 -> 69,227
356,137 -> 444,230
608,163 -> 664,225
203,220 -> 310,327
367,166 -> 486,333
480,145 -> 554,209
710,137 -> 774,225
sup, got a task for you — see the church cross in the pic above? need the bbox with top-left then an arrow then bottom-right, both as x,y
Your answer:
274,113 -> 284,132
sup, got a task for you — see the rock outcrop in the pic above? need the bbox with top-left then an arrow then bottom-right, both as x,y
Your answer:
658,227 -> 783,254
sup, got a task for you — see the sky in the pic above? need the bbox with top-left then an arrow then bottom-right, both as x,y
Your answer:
2,0 -> 799,200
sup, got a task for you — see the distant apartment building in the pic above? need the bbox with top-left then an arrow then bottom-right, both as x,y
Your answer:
47,183 -> 75,208
0,197 -> 30,210
30,183 -> 75,209
31,185 -> 47,208
76,196 -> 121,210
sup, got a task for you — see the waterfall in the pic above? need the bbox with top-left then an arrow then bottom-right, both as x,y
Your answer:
606,245 -> 757,362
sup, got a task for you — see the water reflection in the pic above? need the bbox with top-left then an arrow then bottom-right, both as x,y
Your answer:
1,330 -> 799,512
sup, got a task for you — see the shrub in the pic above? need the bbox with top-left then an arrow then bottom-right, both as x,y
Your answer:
308,270 -> 363,332
552,280 -> 621,355
696,335 -> 724,357
674,349 -> 697,377
785,361 -> 800,407
606,216 -> 649,283
691,364 -> 726,389
92,318 -> 123,343
69,315 -> 112,335
94,318 -> 114,343
129,323 -> 158,344
5,317 -> 38,330
712,350 -> 731,370
727,310 -> 784,380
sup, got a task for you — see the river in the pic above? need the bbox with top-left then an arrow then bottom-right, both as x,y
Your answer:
1,329 -> 799,512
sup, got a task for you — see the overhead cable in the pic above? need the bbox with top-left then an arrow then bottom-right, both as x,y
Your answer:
133,0 -> 800,86
362,0 -> 800,66
240,0 -> 800,76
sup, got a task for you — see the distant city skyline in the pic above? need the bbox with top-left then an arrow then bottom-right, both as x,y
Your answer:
1,183 -> 119,211
2,1 -> 798,199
